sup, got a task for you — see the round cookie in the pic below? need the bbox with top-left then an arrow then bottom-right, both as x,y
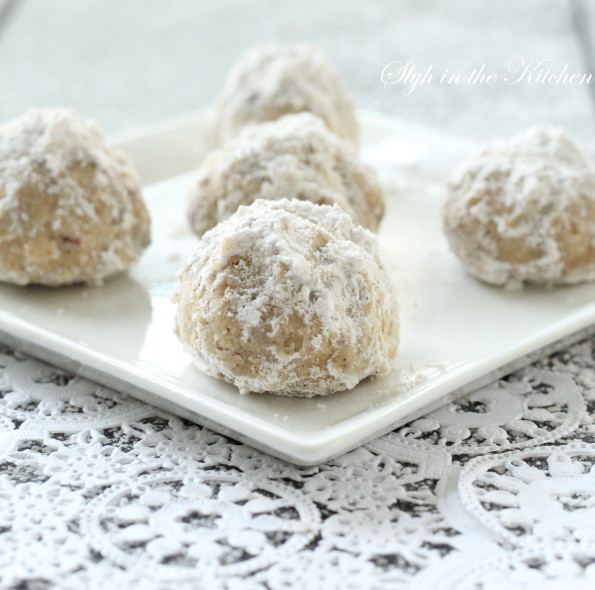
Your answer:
0,108 -> 151,286
175,198 -> 398,397
188,113 -> 384,236
209,43 -> 359,148
443,126 -> 595,288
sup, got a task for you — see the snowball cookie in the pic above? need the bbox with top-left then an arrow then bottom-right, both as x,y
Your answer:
209,43 -> 359,148
188,113 -> 384,237
0,108 -> 150,286
443,126 -> 595,288
175,198 -> 398,397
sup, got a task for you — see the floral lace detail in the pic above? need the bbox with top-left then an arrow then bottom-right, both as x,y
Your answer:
410,541 -> 595,590
396,368 -> 584,457
0,337 -> 594,588
80,471 -> 320,578
0,351 -> 152,437
459,442 -> 595,545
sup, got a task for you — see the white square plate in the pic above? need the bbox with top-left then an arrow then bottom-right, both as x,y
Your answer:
1,110 -> 594,465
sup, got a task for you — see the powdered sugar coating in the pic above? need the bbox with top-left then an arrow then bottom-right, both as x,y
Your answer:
175,198 -> 398,397
444,126 -> 595,288
0,108 -> 150,286
209,44 -> 359,148
188,113 -> 384,236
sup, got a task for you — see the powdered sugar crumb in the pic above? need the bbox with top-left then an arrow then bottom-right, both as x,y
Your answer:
0,108 -> 150,285
188,112 -> 384,237
209,43 -> 359,148
444,126 -> 595,288
176,198 -> 399,397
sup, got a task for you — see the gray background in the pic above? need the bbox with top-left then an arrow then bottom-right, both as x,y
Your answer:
1,0 -> 594,153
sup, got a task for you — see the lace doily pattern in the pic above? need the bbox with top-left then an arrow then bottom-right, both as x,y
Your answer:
396,368 -> 584,457
0,335 -> 594,589
406,540 -> 595,590
0,347 -> 152,440
459,442 -> 595,546
81,471 -> 320,578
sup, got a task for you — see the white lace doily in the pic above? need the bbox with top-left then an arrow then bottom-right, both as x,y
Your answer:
1,335 -> 595,589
